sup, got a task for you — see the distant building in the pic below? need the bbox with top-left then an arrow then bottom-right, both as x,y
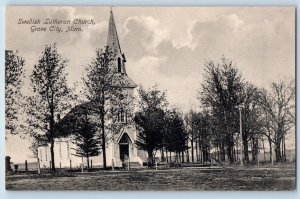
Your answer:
38,10 -> 146,169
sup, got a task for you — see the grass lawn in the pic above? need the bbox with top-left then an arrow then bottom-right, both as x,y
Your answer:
5,163 -> 295,191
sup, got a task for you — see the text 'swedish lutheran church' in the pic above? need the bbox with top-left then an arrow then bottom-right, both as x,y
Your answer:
38,10 -> 146,169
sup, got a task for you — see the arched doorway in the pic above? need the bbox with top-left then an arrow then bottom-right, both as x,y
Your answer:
118,133 -> 131,162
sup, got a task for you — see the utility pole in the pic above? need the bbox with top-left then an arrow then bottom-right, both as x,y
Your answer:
237,105 -> 244,166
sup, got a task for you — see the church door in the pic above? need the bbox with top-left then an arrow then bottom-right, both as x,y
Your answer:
119,144 -> 129,161
119,133 -> 131,162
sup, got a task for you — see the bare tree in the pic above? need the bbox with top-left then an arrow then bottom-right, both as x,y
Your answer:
259,79 -> 295,162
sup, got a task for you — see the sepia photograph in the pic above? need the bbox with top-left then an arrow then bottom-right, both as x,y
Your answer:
5,6 -> 295,191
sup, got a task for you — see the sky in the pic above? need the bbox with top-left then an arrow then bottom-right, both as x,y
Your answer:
5,6 -> 295,162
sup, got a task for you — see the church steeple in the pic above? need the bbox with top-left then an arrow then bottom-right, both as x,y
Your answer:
107,8 -> 122,55
106,8 -> 137,88
106,8 -> 127,74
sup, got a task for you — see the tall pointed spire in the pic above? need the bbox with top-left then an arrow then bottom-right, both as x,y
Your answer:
105,8 -> 137,88
107,8 -> 122,55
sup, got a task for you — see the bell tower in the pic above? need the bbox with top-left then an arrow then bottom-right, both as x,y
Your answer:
106,8 -> 137,89
105,8 -> 143,167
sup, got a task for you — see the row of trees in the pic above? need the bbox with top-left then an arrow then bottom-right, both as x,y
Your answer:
6,44 -> 135,171
184,58 -> 295,164
135,86 -> 188,165
133,58 -> 294,165
5,45 -> 295,171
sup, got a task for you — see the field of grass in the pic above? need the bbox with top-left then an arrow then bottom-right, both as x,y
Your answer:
6,163 -> 295,191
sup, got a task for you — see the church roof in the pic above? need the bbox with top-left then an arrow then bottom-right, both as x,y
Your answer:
112,73 -> 137,88
56,101 -> 100,137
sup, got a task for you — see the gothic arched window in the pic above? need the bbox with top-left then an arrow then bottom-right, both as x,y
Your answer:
117,57 -> 122,73
117,109 -> 127,123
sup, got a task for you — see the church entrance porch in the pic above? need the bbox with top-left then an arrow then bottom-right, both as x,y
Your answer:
118,133 -> 131,162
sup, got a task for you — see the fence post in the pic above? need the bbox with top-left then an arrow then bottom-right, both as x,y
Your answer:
91,159 -> 93,169
25,160 -> 28,173
69,159 -> 72,171
5,156 -> 12,173
49,161 -> 51,172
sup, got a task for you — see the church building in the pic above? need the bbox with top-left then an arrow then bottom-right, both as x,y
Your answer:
38,10 -> 146,169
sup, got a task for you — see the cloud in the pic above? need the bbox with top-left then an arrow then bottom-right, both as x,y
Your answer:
124,9 -> 294,111
121,16 -> 169,59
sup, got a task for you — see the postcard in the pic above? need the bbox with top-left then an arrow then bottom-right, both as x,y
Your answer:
5,6 -> 295,191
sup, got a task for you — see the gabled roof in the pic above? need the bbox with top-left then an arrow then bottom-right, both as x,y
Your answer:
111,73 -> 138,88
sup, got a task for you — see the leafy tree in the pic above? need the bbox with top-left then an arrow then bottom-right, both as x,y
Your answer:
5,50 -> 25,135
56,102 -> 101,169
82,47 -> 133,169
199,57 -> 244,163
134,85 -> 168,165
165,110 -> 188,163
241,83 -> 264,163
196,111 -> 213,163
135,108 -> 165,165
72,120 -> 100,169
25,43 -> 74,172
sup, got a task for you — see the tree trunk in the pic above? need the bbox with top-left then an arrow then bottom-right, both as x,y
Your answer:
217,145 -> 220,161
283,137 -> 286,162
186,148 -> 190,163
275,141 -> 282,162
221,142 -> 226,161
243,138 -> 249,163
166,150 -> 168,162
50,139 -> 55,172
252,137 -> 259,163
87,156 -> 90,169
282,136 -> 286,162
202,147 -> 205,162
191,139 -> 194,163
161,148 -> 165,161
227,140 -> 234,163
262,138 -> 266,161
100,90 -> 107,170
268,138 -> 273,164
199,146 -> 202,163
101,116 -> 107,169
147,151 -> 154,167
233,146 -> 236,162
195,139 -> 199,162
